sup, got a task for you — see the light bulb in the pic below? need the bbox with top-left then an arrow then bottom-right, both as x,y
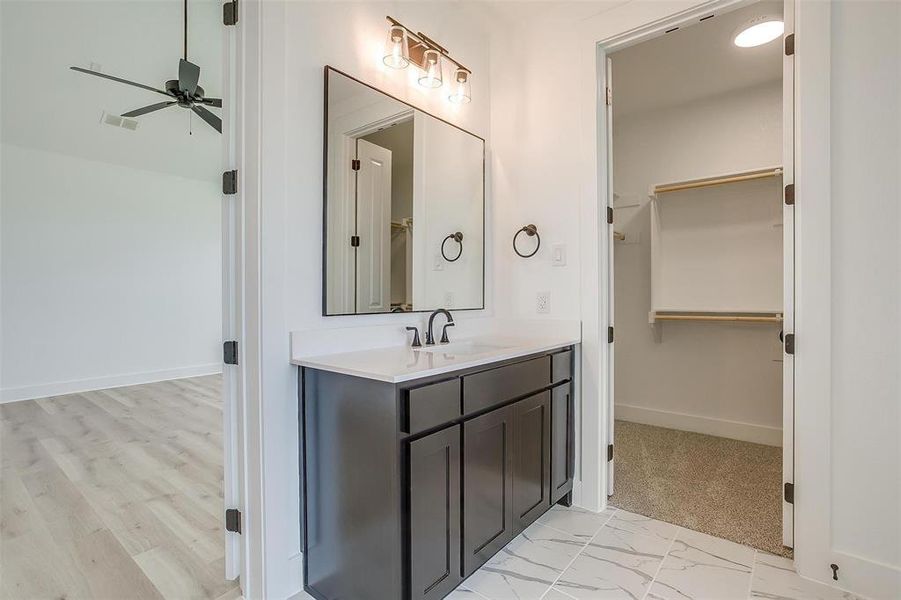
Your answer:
448,67 -> 471,104
383,24 -> 409,69
418,49 -> 443,89
733,16 -> 784,48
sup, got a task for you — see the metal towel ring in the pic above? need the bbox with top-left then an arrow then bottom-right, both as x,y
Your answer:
513,224 -> 540,258
441,232 -> 464,262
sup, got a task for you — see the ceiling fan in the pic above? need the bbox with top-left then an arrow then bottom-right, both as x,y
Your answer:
70,0 -> 221,133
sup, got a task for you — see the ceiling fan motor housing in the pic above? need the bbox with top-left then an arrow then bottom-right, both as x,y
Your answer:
166,79 -> 204,107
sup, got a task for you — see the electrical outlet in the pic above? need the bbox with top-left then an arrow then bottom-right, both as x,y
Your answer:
536,291 -> 551,314
433,254 -> 445,271
444,291 -> 455,307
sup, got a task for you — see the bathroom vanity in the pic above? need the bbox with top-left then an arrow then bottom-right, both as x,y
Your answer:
297,340 -> 576,600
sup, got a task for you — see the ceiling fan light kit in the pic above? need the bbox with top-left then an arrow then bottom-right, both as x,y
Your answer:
70,0 -> 222,133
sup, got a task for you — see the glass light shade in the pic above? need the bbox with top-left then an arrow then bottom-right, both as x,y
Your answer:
383,25 -> 410,69
733,17 -> 784,47
418,49 -> 443,88
448,68 -> 471,104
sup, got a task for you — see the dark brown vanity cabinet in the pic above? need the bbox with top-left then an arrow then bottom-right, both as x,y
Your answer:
462,404 -> 515,576
513,391 -> 552,532
301,346 -> 575,600
410,425 -> 462,600
551,382 -> 574,504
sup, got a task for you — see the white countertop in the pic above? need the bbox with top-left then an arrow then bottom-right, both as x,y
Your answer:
290,334 -> 580,383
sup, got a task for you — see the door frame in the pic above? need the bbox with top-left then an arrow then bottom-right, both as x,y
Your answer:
580,0 -> 845,592
590,0 -> 796,545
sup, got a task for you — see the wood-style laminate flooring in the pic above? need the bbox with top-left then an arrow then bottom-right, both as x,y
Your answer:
0,375 -> 240,600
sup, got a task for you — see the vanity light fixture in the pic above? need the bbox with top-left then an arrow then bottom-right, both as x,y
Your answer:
733,15 -> 784,47
383,24 -> 410,69
419,48 -> 443,88
448,67 -> 472,104
382,16 -> 472,102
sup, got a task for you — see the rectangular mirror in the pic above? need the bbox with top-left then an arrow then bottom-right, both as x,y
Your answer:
323,67 -> 485,316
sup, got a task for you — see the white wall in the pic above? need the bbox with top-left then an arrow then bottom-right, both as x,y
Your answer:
256,3 -> 492,596
822,0 -> 900,586
1,145 -> 221,400
613,82 -> 784,445
0,0 -> 222,402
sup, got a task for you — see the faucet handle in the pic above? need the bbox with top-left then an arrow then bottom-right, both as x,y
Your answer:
405,326 -> 422,348
440,322 -> 455,344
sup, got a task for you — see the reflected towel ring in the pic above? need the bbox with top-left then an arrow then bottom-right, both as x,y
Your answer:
513,224 -> 540,258
441,232 -> 464,262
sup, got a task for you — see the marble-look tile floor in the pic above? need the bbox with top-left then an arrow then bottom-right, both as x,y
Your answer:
446,505 -> 863,600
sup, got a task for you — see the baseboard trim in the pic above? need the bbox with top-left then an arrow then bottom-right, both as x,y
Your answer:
616,403 -> 782,446
0,363 -> 223,403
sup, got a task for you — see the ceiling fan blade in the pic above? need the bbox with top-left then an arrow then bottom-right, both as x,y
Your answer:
202,98 -> 222,108
70,66 -> 171,97
121,101 -> 177,117
192,105 -> 222,133
179,59 -> 200,96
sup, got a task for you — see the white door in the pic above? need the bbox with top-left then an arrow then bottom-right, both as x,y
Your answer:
355,139 -> 392,313
781,0 -> 795,549
605,55 -> 616,497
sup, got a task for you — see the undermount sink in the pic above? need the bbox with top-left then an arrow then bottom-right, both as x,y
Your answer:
415,341 -> 512,355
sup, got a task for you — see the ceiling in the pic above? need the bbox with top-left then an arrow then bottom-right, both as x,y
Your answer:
1,0 -> 222,181
611,1 -> 783,117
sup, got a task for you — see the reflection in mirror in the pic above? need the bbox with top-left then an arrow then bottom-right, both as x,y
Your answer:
323,67 -> 485,316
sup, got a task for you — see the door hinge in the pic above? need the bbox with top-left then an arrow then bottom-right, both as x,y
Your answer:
607,206 -> 614,224
784,333 -> 795,355
605,87 -> 612,106
607,444 -> 614,461
350,235 -> 360,247
351,159 -> 361,171
223,340 -> 239,365
784,482 -> 794,504
225,508 -> 242,533
784,183 -> 795,206
223,0 -> 238,25
607,326 -> 614,344
222,170 -> 238,195
785,33 -> 795,56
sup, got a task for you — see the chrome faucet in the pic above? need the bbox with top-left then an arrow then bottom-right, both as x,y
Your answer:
425,309 -> 455,345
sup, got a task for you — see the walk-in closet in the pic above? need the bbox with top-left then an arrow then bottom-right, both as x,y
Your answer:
608,0 -> 792,556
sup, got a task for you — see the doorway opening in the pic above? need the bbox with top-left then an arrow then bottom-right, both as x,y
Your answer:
0,0 -> 239,596
606,0 -> 793,557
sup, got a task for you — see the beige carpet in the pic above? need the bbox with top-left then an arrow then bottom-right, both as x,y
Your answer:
609,420 -> 792,557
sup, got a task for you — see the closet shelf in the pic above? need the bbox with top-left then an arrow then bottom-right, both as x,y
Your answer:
650,166 -> 783,197
649,310 -> 784,324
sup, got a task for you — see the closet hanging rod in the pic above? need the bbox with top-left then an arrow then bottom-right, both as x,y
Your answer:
653,312 -> 783,324
653,166 -> 783,195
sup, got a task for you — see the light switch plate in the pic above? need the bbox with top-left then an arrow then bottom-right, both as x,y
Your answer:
551,244 -> 566,266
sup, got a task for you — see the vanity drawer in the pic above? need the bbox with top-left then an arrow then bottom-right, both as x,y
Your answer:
463,356 -> 551,415
405,378 -> 462,435
551,349 -> 573,384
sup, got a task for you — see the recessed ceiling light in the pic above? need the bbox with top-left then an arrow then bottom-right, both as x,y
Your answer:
733,16 -> 784,48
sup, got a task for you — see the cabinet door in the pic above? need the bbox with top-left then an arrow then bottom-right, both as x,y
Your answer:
550,383 -> 574,505
513,391 -> 551,532
463,405 -> 514,577
409,425 -> 462,600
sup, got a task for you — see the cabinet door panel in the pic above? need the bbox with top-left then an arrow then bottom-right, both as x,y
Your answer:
550,383 -> 574,504
463,405 -> 514,576
513,391 -> 552,532
409,425 -> 462,600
